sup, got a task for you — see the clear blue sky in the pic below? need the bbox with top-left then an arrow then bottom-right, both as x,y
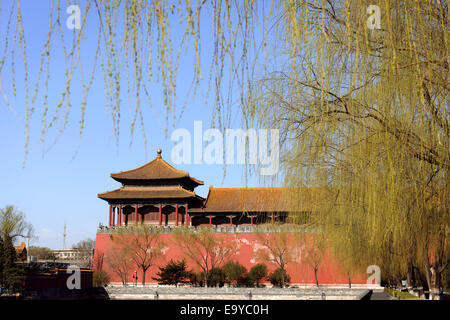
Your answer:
0,1 -> 279,248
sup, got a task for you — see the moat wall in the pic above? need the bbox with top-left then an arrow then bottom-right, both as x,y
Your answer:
93,231 -> 368,285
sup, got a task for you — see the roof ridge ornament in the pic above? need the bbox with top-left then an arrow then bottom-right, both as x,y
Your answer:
108,147 -> 204,185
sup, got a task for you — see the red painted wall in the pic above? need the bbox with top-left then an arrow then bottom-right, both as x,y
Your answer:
93,232 -> 367,285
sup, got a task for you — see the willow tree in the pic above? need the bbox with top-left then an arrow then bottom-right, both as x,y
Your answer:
0,0 -> 263,164
172,226 -> 236,288
0,205 -> 34,244
105,238 -> 133,286
244,1 -> 449,299
254,223 -> 296,288
110,224 -> 165,285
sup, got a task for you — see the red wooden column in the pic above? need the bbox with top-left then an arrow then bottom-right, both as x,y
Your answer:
118,205 -> 122,226
109,205 -> 112,227
112,207 -> 115,226
208,216 -> 213,227
185,203 -> 189,226
228,216 -> 233,226
175,205 -> 179,226
159,204 -> 162,226
271,213 -> 274,224
250,215 -> 254,226
134,205 -> 138,225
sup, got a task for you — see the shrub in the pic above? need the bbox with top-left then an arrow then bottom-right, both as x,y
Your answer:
189,271 -> 205,287
248,264 -> 268,287
223,261 -> 247,285
384,287 -> 425,300
207,268 -> 226,287
93,270 -> 110,287
236,274 -> 254,287
152,259 -> 191,286
269,268 -> 290,288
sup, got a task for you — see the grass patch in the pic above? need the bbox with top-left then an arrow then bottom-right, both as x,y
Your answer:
384,287 -> 426,300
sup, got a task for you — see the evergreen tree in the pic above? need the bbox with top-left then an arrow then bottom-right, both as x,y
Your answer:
1,234 -> 24,291
152,259 -> 191,287
189,271 -> 205,287
248,264 -> 268,288
206,268 -> 226,287
222,261 -> 247,286
269,268 -> 291,288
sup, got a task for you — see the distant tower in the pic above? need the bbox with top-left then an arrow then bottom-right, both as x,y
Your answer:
63,223 -> 67,250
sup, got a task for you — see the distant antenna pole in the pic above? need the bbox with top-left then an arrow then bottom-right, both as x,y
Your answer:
63,223 -> 67,250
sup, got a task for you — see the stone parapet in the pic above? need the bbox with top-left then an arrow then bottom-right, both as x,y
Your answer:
104,286 -> 375,300
96,224 -> 314,234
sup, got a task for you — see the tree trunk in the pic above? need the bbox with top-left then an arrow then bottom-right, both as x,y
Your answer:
314,268 -> 319,287
413,267 -> 424,298
406,263 -> 414,294
142,267 -> 146,286
425,262 -> 443,300
396,277 -> 402,290
425,263 -> 432,297
118,271 -> 125,286
429,266 -> 441,300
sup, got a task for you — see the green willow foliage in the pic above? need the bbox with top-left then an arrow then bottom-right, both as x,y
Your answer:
1,0 -> 448,295
0,0 -> 262,163
244,1 -> 449,295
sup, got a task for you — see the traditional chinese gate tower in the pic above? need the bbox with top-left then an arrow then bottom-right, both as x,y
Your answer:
94,149 -> 368,285
98,149 -> 205,227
